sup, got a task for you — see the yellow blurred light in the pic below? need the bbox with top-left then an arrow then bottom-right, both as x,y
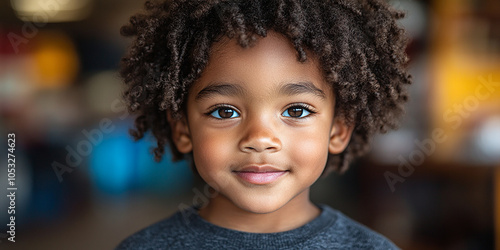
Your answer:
32,32 -> 79,88
10,0 -> 93,22
430,0 -> 500,162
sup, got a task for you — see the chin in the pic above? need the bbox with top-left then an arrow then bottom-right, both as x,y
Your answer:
234,196 -> 289,214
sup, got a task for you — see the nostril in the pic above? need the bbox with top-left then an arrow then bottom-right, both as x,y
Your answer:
244,146 -> 270,153
239,132 -> 282,153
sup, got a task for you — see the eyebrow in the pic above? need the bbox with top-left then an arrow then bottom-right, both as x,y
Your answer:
195,81 -> 326,101
278,82 -> 326,99
195,83 -> 245,101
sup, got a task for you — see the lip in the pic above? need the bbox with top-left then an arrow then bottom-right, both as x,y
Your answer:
233,165 -> 288,185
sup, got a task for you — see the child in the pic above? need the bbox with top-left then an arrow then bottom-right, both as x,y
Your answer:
117,0 -> 411,248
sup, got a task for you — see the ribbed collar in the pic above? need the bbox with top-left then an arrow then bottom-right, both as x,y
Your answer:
179,204 -> 338,248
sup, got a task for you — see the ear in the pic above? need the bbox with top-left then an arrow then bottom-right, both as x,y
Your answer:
167,111 -> 193,154
328,118 -> 354,154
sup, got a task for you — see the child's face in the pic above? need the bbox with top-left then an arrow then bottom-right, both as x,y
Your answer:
172,32 -> 352,214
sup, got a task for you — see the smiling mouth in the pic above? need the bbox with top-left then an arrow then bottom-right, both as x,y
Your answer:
233,170 -> 288,185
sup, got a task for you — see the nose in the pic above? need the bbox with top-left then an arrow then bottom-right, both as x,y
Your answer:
238,117 -> 282,153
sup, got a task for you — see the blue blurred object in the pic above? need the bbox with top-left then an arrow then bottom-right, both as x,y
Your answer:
89,119 -> 193,195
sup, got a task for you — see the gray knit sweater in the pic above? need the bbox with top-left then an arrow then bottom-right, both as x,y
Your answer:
117,204 -> 398,249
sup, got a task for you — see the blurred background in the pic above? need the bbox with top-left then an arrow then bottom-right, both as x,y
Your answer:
0,0 -> 499,249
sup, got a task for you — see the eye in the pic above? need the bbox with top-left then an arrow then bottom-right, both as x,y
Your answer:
282,105 -> 313,118
209,106 -> 240,119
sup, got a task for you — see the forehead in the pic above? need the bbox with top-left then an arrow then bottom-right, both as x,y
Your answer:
190,31 -> 331,95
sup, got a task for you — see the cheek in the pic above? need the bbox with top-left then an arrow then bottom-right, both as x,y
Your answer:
191,128 -> 234,172
285,130 -> 330,173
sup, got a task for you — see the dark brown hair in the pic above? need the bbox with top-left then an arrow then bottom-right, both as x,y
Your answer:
120,0 -> 411,174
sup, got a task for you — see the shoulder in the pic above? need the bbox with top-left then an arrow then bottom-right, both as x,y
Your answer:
116,208 -> 198,250
311,205 -> 399,249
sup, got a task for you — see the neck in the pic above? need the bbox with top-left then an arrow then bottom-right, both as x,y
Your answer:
197,188 -> 320,233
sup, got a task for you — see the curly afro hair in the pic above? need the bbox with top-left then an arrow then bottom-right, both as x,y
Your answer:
120,0 -> 411,174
